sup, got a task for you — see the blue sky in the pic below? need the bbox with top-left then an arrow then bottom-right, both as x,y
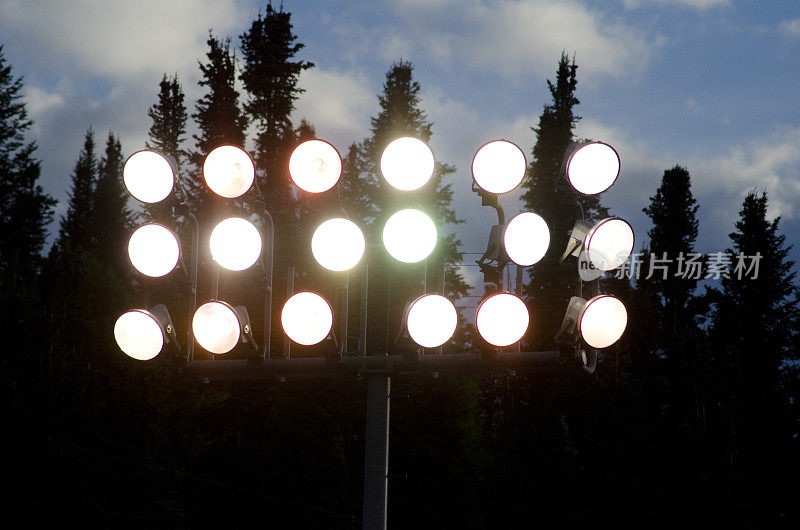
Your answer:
2,0 -> 800,295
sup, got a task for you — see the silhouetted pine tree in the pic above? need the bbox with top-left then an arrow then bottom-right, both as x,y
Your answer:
56,128 -> 97,249
92,132 -> 132,273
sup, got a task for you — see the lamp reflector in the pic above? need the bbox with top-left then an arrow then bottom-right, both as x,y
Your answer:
193,301 -> 241,354
406,294 -> 458,348
567,142 -> 620,195
382,209 -> 437,263
281,292 -> 333,346
471,140 -> 526,194
289,140 -> 342,193
114,310 -> 164,360
312,218 -> 365,271
203,146 -> 255,198
503,212 -> 550,266
123,150 -> 174,203
210,217 -> 262,271
380,137 -> 435,191
579,295 -> 627,348
128,224 -> 180,277
585,218 -> 634,271
476,293 -> 529,347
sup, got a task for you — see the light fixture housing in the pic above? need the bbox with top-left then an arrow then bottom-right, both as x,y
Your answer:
475,293 -> 529,347
562,217 -> 634,272
563,141 -> 620,195
123,150 -> 175,204
555,295 -> 627,349
312,218 -> 365,271
192,300 -> 257,355
382,209 -> 437,263
289,139 -> 342,193
114,304 -> 178,360
202,145 -> 255,198
503,211 -> 550,266
471,139 -> 527,194
380,137 -> 435,191
281,291 -> 333,346
128,223 -> 181,277
209,217 -> 262,271
405,294 -> 458,348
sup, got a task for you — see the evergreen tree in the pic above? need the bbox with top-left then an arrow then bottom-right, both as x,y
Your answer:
57,127 -> 97,250
92,132 -> 132,273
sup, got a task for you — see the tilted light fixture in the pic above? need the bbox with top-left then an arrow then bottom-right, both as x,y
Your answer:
281,292 -> 333,346
311,218 -> 365,272
471,139 -> 527,195
564,141 -> 620,195
405,294 -> 458,348
209,217 -> 262,272
289,139 -> 342,193
555,294 -> 627,349
203,145 -> 255,199
123,150 -> 175,204
192,300 -> 257,355
476,293 -> 529,347
380,137 -> 435,191
382,209 -> 437,263
128,223 -> 180,278
562,217 -> 634,271
503,211 -> 550,266
114,304 -> 178,361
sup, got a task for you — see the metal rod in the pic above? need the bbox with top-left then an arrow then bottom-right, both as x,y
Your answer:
515,264 -> 524,353
340,271 -> 349,356
362,374 -> 390,530
261,212 -> 274,359
436,260 -> 445,356
186,212 -> 199,361
359,261 -> 368,356
211,264 -> 219,300
283,265 -> 294,358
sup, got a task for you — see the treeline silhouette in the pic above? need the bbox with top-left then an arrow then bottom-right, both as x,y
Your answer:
1,5 -> 798,528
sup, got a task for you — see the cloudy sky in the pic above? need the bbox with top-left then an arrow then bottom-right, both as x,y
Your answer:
2,0 -> 800,295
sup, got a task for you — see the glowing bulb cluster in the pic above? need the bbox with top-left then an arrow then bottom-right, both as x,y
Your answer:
289,140 -> 342,193
203,146 -> 255,198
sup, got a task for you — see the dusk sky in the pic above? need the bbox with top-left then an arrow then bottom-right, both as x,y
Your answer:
2,0 -> 800,293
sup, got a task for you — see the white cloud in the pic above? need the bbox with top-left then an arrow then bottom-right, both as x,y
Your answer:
389,0 -> 655,82
779,18 -> 800,40
25,86 -> 66,118
623,0 -> 729,8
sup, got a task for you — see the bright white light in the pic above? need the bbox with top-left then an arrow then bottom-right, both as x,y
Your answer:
193,301 -> 241,354
203,146 -> 255,198
567,142 -> 620,195
289,140 -> 342,193
579,295 -> 627,349
210,217 -> 262,271
380,137 -> 435,191
114,310 -> 163,361
406,294 -> 458,348
585,218 -> 634,271
382,209 -> 437,263
281,292 -> 333,346
503,212 -> 550,266
471,140 -> 526,194
476,293 -> 529,347
312,218 -> 365,271
128,224 -> 180,277
123,150 -> 174,203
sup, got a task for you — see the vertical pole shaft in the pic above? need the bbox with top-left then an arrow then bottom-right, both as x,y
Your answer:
359,261 -> 368,356
363,373 -> 390,530
515,264 -> 524,353
211,264 -> 220,300
186,212 -> 199,361
261,212 -> 274,359
340,271 -> 349,356
435,260 -> 445,355
283,265 -> 294,358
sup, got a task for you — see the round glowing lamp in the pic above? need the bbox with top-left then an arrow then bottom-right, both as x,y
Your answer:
192,301 -> 241,354
380,137 -> 435,191
281,292 -> 333,346
203,145 -> 255,198
476,293 -> 529,347
406,294 -> 458,348
578,295 -> 627,348
123,150 -> 174,203
471,140 -> 526,194
114,310 -> 164,360
312,218 -> 365,271
585,218 -> 634,271
209,217 -> 262,271
567,142 -> 620,195
382,209 -> 437,263
289,140 -> 342,193
128,224 -> 180,277
503,212 -> 550,266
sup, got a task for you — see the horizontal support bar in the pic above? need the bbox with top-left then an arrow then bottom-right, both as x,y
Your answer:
181,351 -> 577,382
